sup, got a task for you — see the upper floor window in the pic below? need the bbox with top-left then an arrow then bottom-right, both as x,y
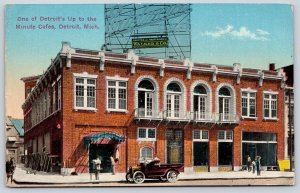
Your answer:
137,80 -> 154,117
264,92 -> 277,119
106,76 -> 128,112
166,82 -> 182,118
241,91 -> 256,118
138,128 -> 156,141
73,73 -> 97,111
218,87 -> 232,121
193,85 -> 208,120
57,79 -> 61,110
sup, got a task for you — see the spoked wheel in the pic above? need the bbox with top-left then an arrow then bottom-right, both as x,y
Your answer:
133,171 -> 145,184
166,170 -> 178,183
126,172 -> 133,183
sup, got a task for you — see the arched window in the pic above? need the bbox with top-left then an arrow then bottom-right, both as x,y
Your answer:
138,80 -> 155,117
140,147 -> 153,162
218,87 -> 232,121
166,82 -> 182,118
193,85 -> 208,120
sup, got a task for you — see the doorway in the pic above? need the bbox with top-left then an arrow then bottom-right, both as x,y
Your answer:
89,144 -> 114,173
166,129 -> 183,164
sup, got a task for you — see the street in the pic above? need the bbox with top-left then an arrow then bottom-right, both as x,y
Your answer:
8,177 -> 294,187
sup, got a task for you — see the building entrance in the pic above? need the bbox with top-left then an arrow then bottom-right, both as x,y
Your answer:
166,129 -> 183,164
89,144 -> 114,173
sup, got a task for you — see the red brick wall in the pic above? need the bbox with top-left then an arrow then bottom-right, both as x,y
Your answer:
25,56 -> 284,173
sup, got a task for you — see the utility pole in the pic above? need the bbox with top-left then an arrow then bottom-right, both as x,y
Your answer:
288,88 -> 293,171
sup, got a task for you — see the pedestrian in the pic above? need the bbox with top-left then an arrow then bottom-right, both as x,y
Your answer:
6,157 -> 15,183
110,153 -> 115,175
246,155 -> 252,172
252,159 -> 256,174
92,157 -> 101,180
256,156 -> 261,176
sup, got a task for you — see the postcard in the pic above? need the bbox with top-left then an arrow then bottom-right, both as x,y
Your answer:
4,3 -> 294,187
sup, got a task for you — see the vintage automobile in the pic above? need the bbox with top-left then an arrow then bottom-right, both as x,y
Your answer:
126,158 -> 184,184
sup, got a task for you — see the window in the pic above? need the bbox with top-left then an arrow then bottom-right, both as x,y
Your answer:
218,130 -> 233,142
241,91 -> 256,118
193,130 -> 209,141
264,93 -> 277,119
137,79 -> 155,117
218,87 -> 232,121
107,80 -> 127,111
74,73 -> 97,110
193,85 -> 208,120
138,128 -> 156,141
140,147 -> 153,162
166,82 -> 182,118
52,82 -> 56,112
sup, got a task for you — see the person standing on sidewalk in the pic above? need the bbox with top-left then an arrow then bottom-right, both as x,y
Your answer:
93,157 -> 101,180
252,159 -> 256,174
6,157 -> 15,183
246,155 -> 252,172
256,156 -> 261,176
110,154 -> 115,175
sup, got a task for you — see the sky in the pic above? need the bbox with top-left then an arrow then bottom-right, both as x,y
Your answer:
5,4 -> 294,118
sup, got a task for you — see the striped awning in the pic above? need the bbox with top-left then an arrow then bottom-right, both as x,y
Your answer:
84,132 -> 125,147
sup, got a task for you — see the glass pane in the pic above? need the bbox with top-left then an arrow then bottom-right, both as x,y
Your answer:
218,131 -> 225,140
193,130 -> 200,140
271,94 -> 277,99
119,81 -> 126,87
108,81 -> 116,86
167,83 -> 181,92
87,79 -> 95,85
202,131 -> 209,140
194,85 -> 207,94
138,128 -> 146,138
138,79 -> 154,90
76,78 -> 84,84
219,87 -> 231,96
148,129 -> 156,138
226,131 -> 232,140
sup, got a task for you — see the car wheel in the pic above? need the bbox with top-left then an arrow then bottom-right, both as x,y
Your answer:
166,170 -> 178,183
126,172 -> 133,183
133,171 -> 145,184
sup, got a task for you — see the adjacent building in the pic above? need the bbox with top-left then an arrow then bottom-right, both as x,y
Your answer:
282,64 -> 294,169
6,116 -> 24,163
22,42 -> 286,174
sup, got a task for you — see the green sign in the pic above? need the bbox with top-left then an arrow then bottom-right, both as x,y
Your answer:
132,37 -> 168,49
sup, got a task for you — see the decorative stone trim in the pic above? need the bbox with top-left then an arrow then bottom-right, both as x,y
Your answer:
163,77 -> 187,113
159,59 -> 165,77
258,70 -> 264,87
211,65 -> 218,82
98,51 -> 105,71
134,75 -> 160,113
190,80 -> 212,116
233,63 -> 242,84
184,58 -> 193,80
127,49 -> 139,74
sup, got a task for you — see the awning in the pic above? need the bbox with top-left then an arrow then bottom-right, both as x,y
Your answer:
84,132 -> 125,147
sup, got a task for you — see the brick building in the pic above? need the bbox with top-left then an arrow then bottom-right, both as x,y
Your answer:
22,42 -> 286,174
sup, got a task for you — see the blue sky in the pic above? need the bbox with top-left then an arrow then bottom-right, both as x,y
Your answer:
5,4 -> 294,118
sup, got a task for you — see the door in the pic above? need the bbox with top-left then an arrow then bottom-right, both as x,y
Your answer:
89,144 -> 114,173
166,129 -> 183,164
146,92 -> 153,117
167,94 -> 180,118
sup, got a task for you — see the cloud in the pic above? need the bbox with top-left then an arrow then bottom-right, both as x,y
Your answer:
202,25 -> 270,41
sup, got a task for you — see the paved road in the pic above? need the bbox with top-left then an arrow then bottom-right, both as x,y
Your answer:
8,177 -> 294,187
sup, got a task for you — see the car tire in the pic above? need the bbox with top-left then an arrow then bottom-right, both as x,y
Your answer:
166,170 -> 178,183
133,171 -> 145,184
126,172 -> 133,183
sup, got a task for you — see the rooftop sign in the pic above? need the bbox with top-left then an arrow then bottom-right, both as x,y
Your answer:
132,37 -> 168,49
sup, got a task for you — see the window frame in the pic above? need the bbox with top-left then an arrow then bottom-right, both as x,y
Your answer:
106,76 -> 128,112
193,130 -> 209,142
218,130 -> 233,142
263,91 -> 278,120
241,89 -> 257,119
73,73 -> 98,111
140,146 -> 153,162
137,127 -> 156,141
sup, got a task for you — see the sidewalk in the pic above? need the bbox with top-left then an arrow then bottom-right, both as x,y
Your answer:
13,164 -> 295,184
